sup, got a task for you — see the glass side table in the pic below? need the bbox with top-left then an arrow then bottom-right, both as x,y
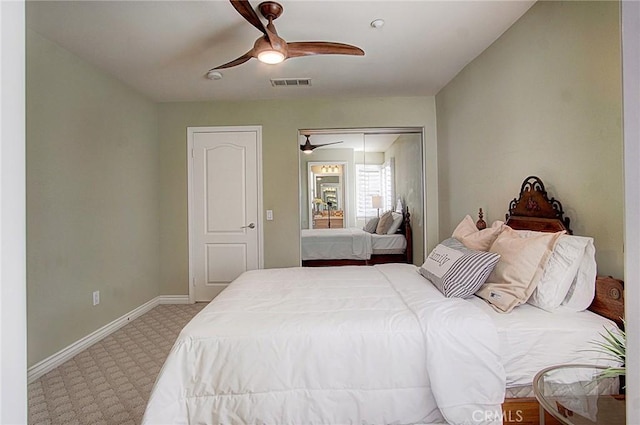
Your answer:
533,364 -> 625,425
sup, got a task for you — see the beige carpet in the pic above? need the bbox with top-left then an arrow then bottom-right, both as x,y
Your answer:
28,303 -> 206,425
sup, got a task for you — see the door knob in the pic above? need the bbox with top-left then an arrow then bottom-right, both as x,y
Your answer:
241,223 -> 255,229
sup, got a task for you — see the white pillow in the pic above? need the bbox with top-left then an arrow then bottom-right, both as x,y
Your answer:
386,212 -> 403,234
527,234 -> 595,312
559,239 -> 597,311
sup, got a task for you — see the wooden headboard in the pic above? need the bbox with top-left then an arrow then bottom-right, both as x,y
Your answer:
402,206 -> 413,265
505,176 -> 572,234
482,176 -> 624,327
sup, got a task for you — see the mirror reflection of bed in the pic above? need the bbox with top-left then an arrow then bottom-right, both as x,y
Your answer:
299,129 -> 424,266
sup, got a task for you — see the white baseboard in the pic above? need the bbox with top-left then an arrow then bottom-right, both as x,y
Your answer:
157,295 -> 191,304
27,295 -> 190,383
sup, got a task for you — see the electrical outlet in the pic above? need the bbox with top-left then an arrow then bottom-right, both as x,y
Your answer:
93,290 -> 100,306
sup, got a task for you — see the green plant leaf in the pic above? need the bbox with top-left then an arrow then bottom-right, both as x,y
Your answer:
586,323 -> 626,385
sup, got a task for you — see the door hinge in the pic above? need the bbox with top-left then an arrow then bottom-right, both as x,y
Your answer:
191,149 -> 194,158
192,277 -> 196,287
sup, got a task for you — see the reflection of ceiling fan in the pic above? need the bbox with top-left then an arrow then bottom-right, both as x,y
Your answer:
210,0 -> 365,70
300,135 -> 343,154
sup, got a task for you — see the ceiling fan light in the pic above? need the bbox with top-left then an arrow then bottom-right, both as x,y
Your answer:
302,148 -> 313,154
257,50 -> 285,64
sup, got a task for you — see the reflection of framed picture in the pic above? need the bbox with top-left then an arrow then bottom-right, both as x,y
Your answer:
307,161 -> 347,229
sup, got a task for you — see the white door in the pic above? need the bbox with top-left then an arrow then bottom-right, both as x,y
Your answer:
188,127 -> 262,302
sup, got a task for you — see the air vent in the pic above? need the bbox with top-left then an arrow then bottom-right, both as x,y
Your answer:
270,78 -> 312,87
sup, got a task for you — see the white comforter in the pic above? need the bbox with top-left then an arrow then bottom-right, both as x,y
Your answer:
142,264 -> 505,425
301,228 -> 373,260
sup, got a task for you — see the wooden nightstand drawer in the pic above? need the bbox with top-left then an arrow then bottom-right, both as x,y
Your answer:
313,217 -> 343,229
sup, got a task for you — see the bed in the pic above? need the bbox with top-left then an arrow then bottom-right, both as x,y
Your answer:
142,176 -> 624,425
301,205 -> 413,266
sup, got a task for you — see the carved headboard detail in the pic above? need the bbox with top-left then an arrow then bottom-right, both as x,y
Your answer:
590,276 -> 625,329
505,176 -> 573,234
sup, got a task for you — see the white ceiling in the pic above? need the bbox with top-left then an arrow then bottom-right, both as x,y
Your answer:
26,0 -> 535,103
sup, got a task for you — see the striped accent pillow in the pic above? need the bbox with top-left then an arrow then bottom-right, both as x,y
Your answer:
363,217 -> 379,233
419,238 -> 500,298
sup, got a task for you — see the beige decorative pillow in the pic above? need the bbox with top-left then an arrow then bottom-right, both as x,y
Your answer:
476,227 -> 563,313
376,211 -> 394,234
452,215 -> 505,251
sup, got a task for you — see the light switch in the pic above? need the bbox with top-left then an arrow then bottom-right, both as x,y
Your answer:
266,210 -> 273,221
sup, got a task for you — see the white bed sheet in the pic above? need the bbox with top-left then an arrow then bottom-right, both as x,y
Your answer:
467,296 -> 620,388
142,264 -> 619,425
301,227 -> 373,260
371,232 -> 407,251
142,264 -> 505,425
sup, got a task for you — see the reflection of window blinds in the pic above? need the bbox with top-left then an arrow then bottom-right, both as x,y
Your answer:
356,160 -> 395,219
356,164 -> 381,219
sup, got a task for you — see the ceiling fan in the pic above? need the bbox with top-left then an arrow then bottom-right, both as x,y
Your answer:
300,135 -> 343,154
210,0 -> 365,70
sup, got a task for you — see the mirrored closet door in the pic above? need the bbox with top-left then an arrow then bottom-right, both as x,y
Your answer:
298,128 -> 425,264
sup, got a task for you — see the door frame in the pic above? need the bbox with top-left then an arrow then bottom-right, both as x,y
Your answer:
186,126 -> 264,303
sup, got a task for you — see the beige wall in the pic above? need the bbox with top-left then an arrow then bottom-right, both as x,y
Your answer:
26,31 -> 160,365
158,98 -> 439,295
435,1 -> 623,277
25,29 -> 439,363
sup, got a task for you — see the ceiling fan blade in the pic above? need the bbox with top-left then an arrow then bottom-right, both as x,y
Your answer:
265,21 -> 284,51
231,0 -> 281,51
287,42 -> 365,58
211,50 -> 254,70
300,136 -> 343,153
230,0 -> 267,36
313,141 -> 344,148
